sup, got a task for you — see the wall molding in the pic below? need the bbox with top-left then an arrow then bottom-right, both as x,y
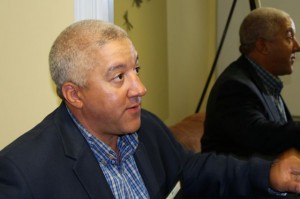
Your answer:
74,0 -> 114,22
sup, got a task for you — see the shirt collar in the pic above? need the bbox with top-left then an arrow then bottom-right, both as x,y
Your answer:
245,56 -> 283,96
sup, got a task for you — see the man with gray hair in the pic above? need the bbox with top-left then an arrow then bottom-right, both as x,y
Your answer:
202,4 -> 300,180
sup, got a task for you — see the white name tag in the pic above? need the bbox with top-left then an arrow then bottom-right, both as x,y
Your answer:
166,181 -> 181,199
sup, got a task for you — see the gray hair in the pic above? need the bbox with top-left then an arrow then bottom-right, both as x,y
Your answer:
49,20 -> 129,99
239,7 -> 290,54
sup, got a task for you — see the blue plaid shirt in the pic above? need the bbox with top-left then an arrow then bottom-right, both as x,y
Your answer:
246,56 -> 287,123
67,107 -> 150,199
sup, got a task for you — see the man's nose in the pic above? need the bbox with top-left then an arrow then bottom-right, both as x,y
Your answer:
128,75 -> 147,97
293,37 -> 300,52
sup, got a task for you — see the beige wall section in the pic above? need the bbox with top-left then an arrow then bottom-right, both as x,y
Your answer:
114,0 -> 169,121
114,0 -> 216,125
166,0 -> 216,125
0,0 -> 73,148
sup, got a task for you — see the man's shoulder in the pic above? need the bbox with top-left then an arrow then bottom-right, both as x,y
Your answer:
0,106 -> 64,157
141,109 -> 163,123
216,56 -> 257,85
139,109 -> 172,140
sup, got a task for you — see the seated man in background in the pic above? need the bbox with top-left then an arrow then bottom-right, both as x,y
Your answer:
202,7 -> 300,158
2,19 -> 300,199
202,9 -> 300,198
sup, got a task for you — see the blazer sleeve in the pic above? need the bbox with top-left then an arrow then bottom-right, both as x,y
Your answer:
140,109 -> 273,199
0,156 -> 32,199
182,152 -> 272,198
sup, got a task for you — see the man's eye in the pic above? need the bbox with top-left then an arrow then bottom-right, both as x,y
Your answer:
287,33 -> 295,40
115,73 -> 124,80
135,66 -> 141,75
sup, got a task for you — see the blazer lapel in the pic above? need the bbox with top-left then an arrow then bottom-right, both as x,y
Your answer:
281,97 -> 292,121
261,92 -> 283,121
55,103 -> 115,199
241,57 -> 282,122
73,148 -> 115,199
134,142 -> 163,199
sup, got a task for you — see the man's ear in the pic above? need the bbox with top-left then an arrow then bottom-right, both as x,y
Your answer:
61,82 -> 83,108
256,38 -> 270,54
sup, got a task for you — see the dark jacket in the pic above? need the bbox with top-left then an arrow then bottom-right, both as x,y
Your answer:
202,55 -> 300,158
0,102 -> 271,198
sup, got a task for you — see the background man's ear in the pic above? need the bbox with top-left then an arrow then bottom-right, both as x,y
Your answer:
61,82 -> 83,108
256,38 -> 270,54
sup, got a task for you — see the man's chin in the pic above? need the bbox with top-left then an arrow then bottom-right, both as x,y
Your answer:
124,120 -> 141,134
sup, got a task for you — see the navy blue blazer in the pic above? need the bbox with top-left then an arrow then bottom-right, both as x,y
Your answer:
0,103 -> 272,198
202,55 -> 300,158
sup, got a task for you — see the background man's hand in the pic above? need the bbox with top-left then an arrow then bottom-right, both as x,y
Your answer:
270,149 -> 300,193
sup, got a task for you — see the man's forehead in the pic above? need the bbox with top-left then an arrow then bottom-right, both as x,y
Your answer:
281,18 -> 296,34
105,55 -> 138,73
290,19 -> 296,32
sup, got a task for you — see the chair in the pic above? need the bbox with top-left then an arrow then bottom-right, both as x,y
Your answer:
169,112 -> 205,153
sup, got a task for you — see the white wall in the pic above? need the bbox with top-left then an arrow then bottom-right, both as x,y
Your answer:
217,0 -> 300,116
